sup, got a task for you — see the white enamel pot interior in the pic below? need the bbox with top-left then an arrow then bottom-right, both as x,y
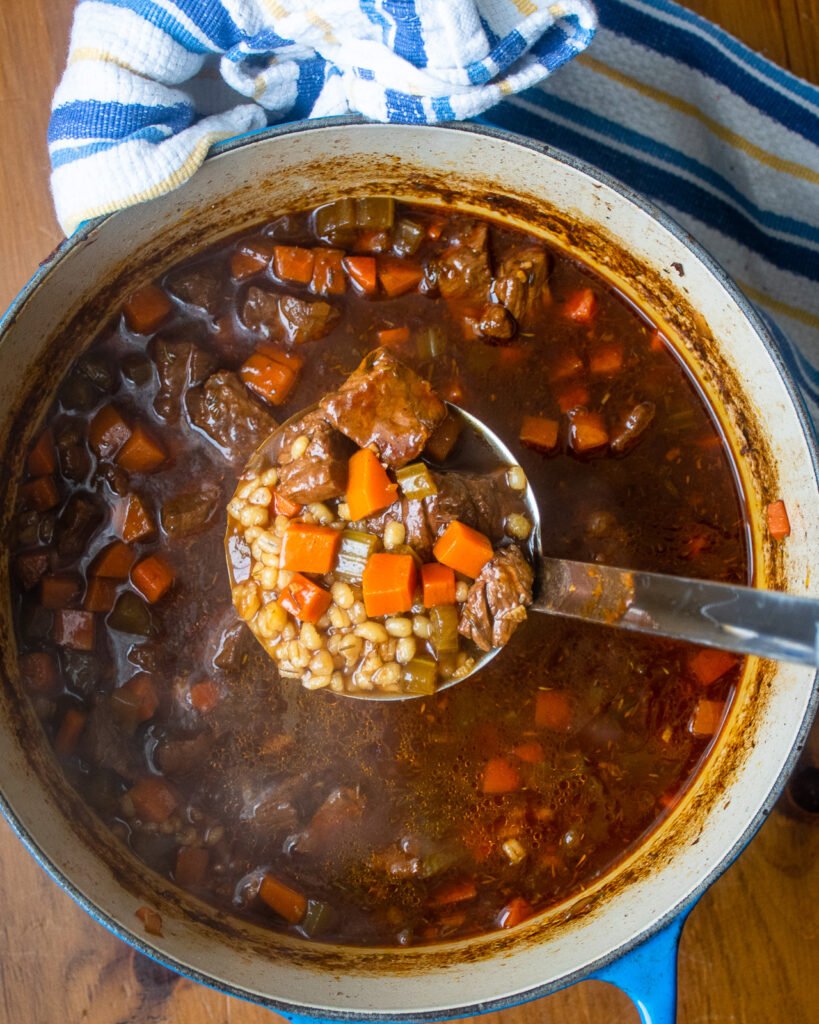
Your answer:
0,121 -> 817,1020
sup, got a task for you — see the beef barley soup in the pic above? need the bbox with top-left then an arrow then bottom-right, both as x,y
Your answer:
10,197 -> 747,945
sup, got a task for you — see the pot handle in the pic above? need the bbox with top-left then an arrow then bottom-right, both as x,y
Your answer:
590,910 -> 690,1024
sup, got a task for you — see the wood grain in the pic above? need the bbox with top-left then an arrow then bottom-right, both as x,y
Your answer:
0,3 -> 817,1023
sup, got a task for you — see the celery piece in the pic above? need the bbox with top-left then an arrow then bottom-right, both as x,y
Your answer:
355,197 -> 395,229
402,657 -> 438,695
313,199 -> 356,245
301,899 -> 337,937
396,462 -> 438,501
416,325 -> 447,363
393,218 -> 424,257
108,592 -> 154,636
335,530 -> 381,582
430,604 -> 459,656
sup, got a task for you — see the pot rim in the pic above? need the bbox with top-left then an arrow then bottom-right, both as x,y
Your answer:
1,116 -> 818,1020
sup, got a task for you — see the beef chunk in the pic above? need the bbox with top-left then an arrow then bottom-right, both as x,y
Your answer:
493,244 -> 551,324
321,347 -> 446,468
279,295 -> 340,344
238,777 -> 302,838
56,493 -> 104,559
151,338 -> 217,423
14,548 -> 52,590
288,786 -> 365,856
210,616 -> 252,674
242,288 -> 341,344
276,408 -> 353,503
458,545 -> 534,651
161,489 -> 219,538
186,370 -> 277,463
155,730 -> 212,777
611,401 -> 655,455
435,219 -> 492,300
82,698 -> 140,780
241,286 -> 281,336
165,262 -> 226,317
475,302 -> 516,342
370,469 -> 514,555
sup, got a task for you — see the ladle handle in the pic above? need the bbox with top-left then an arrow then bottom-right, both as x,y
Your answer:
535,557 -> 819,666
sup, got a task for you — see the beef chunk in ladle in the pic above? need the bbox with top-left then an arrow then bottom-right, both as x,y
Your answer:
276,408 -> 354,504
321,347 -> 446,468
458,545 -> 535,652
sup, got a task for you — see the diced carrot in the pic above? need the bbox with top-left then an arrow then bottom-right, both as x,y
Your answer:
53,609 -> 95,651
131,554 -> 175,604
520,415 -> 559,454
116,425 -> 167,473
589,343 -> 624,375
684,532 -> 710,560
90,540 -> 135,579
272,490 -> 303,518
690,698 -> 725,737
482,756 -> 521,794
273,245 -> 315,285
27,430 -> 57,477
766,499 -> 791,541
429,879 -> 478,906
346,448 -> 398,521
112,493 -> 156,543
463,828 -> 493,864
433,521 -> 493,579
175,846 -> 209,887
20,475 -> 60,511
557,384 -> 591,413
112,673 -> 159,723
512,740 -> 545,764
54,708 -> 87,756
535,689 -> 573,731
568,410 -> 609,453
231,237 -> 276,280
378,257 -> 424,297
497,896 -> 533,929
422,562 -> 457,607
343,255 -> 378,295
88,405 -> 132,458
494,343 -> 530,369
426,218 -> 445,241
256,341 -> 305,376
135,906 -> 163,936
689,648 -> 739,687
129,776 -> 178,823
362,553 -> 418,617
550,351 -> 584,382
562,287 -> 597,324
19,652 -> 59,694
123,284 -> 172,334
353,228 -> 391,254
40,573 -> 82,609
84,577 -> 118,613
240,350 -> 301,406
377,326 -> 410,348
259,874 -> 307,924
279,574 -> 332,624
311,248 -> 346,296
190,680 -> 220,714
280,522 -> 342,575
649,329 -> 666,352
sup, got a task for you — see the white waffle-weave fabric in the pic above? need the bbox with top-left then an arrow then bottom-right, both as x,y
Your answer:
49,0 -> 597,233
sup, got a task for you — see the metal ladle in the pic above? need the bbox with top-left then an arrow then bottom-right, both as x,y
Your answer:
228,406 -> 819,700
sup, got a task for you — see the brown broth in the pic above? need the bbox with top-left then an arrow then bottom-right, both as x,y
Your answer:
10,201 -> 747,945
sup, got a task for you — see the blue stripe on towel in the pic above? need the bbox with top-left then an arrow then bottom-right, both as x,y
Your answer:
383,0 -> 428,68
48,100 -> 191,143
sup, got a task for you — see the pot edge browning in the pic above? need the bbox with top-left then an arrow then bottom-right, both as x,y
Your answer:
0,146 -> 786,981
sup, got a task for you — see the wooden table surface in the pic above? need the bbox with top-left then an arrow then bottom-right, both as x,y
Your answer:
1,2 -> 818,1022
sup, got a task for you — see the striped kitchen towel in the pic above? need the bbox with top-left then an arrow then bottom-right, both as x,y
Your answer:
49,0 -> 819,427
48,0 -> 597,232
